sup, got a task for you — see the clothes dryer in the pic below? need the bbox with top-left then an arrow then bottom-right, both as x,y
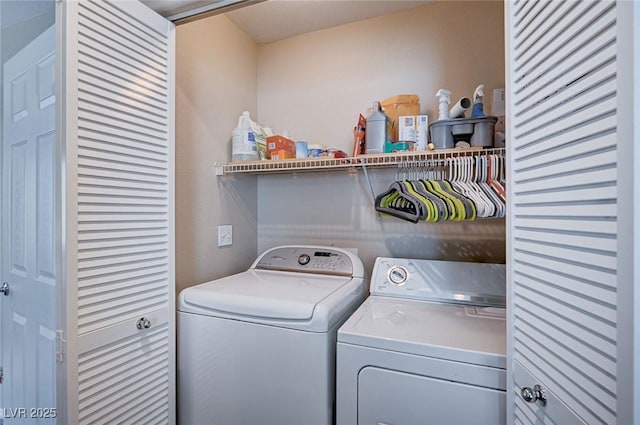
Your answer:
178,245 -> 367,425
337,257 -> 507,425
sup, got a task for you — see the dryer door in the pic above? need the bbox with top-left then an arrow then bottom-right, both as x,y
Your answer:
358,367 -> 506,425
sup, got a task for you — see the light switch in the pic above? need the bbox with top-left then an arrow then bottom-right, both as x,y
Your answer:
218,225 -> 233,247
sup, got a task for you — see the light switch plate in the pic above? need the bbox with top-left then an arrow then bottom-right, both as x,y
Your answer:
218,224 -> 233,247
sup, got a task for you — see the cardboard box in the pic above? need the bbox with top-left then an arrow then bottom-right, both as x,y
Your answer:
381,94 -> 420,141
266,135 -> 295,155
398,116 -> 416,142
270,149 -> 296,160
398,115 -> 429,150
415,115 -> 428,150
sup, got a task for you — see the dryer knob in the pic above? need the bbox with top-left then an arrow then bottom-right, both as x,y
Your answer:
298,254 -> 311,265
388,266 -> 408,285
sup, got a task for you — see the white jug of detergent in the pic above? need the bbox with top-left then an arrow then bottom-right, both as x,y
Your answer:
232,111 -> 259,162
365,101 -> 392,154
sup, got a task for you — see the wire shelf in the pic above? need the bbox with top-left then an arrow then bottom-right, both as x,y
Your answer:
215,147 -> 505,175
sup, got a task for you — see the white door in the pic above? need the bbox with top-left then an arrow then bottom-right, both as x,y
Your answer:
61,1 -> 175,423
1,25 -> 57,423
506,0 -> 634,423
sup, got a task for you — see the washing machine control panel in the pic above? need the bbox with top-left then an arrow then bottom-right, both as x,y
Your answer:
255,247 -> 354,276
371,257 -> 506,307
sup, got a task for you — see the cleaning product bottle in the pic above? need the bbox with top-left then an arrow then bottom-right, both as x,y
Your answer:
232,111 -> 259,162
471,84 -> 485,117
435,89 -> 452,120
365,101 -> 392,154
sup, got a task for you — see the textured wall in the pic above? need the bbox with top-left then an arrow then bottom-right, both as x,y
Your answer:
175,14 -> 259,293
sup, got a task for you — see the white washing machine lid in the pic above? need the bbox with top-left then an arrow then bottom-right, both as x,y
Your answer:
338,296 -> 506,369
179,269 -> 356,322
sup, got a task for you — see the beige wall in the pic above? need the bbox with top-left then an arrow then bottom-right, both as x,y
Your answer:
175,14 -> 259,294
256,1 -> 505,152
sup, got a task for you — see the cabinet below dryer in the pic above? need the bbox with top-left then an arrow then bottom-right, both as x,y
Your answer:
358,367 -> 505,423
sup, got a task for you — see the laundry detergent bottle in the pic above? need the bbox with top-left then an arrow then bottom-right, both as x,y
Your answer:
232,111 -> 259,162
365,101 -> 392,154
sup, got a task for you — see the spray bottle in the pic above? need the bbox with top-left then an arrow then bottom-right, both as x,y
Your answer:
435,89 -> 452,120
471,84 -> 485,117
232,111 -> 259,162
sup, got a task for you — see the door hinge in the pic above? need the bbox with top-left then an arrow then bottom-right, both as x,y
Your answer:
56,330 -> 66,364
0,366 -> 3,384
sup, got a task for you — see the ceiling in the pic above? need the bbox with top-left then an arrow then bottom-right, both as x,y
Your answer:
1,0 -> 432,43
142,0 -> 431,43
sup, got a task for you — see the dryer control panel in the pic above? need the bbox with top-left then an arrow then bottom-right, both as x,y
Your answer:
370,257 -> 506,307
253,246 -> 357,277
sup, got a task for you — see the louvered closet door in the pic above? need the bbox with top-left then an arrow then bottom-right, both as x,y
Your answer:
507,0 -> 618,424
63,1 -> 175,424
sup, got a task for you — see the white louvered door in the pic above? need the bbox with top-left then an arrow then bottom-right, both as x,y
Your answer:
62,1 -> 175,423
506,0 -> 636,424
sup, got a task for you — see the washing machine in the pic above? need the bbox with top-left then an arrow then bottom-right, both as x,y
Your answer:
178,245 -> 367,425
336,257 -> 507,425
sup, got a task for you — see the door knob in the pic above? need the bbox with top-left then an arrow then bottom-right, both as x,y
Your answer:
521,384 -> 547,405
1,282 -> 9,296
136,317 -> 151,330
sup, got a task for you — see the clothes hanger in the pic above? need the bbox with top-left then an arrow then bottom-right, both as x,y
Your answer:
409,161 -> 447,221
419,160 -> 461,221
402,180 -> 439,222
374,151 -> 505,222
375,163 -> 432,222
375,181 -> 423,223
470,155 -> 500,218
422,160 -> 468,221
479,155 -> 506,217
441,157 -> 477,220
404,162 -> 440,222
449,157 -> 487,218
487,154 -> 506,203
467,155 -> 493,218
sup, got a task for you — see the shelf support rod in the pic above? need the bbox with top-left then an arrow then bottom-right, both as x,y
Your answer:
360,159 -> 377,206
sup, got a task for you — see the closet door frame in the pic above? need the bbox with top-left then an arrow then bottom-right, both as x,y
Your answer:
615,1 -> 639,423
55,1 -> 68,423
60,1 -> 80,420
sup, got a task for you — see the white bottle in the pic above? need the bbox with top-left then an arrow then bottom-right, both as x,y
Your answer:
232,111 -> 259,162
